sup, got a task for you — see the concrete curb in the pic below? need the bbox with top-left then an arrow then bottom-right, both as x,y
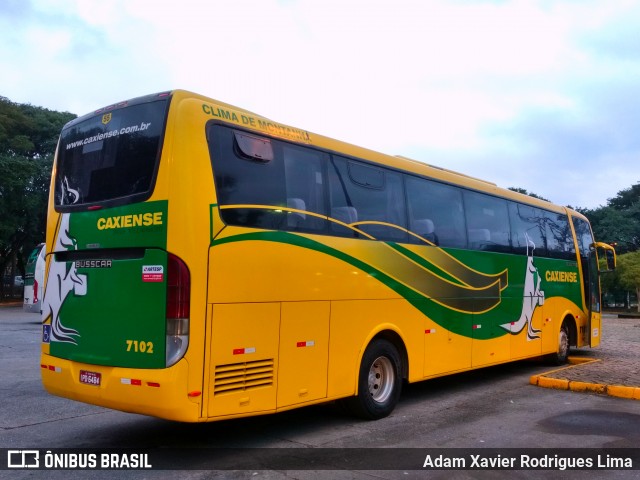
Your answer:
530,356 -> 640,401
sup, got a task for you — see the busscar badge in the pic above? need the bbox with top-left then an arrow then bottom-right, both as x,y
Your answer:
102,113 -> 112,125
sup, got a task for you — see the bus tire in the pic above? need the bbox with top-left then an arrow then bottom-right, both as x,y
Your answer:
546,322 -> 570,365
344,339 -> 402,420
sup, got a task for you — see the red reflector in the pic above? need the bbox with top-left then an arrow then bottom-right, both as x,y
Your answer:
233,347 -> 255,355
87,205 -> 102,211
147,382 -> 161,388
167,254 -> 190,319
188,391 -> 202,398
131,379 -> 142,386
41,364 -> 47,369
48,365 -> 55,371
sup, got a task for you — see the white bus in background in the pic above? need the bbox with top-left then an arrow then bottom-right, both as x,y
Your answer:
23,243 -> 45,313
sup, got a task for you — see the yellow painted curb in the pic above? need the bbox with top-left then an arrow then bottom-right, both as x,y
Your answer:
570,381 -> 606,394
567,356 -> 598,365
537,377 -> 569,389
607,385 -> 640,400
530,357 -> 639,401
529,357 -> 600,382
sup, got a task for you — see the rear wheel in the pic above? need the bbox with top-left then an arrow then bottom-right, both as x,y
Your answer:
344,339 -> 402,420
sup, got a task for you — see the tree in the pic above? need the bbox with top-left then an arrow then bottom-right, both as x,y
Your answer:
0,156 -> 45,296
508,187 -> 550,202
579,183 -> 640,254
617,252 -> 640,313
0,96 -> 75,299
608,183 -> 640,210
584,206 -> 637,251
0,96 -> 74,158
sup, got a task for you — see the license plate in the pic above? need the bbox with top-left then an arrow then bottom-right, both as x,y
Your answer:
79,370 -> 101,386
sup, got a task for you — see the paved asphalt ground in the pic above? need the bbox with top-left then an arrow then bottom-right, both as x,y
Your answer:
1,302 -> 639,479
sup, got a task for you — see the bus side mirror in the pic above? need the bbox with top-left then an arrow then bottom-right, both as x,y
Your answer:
605,250 -> 616,271
594,242 -> 616,272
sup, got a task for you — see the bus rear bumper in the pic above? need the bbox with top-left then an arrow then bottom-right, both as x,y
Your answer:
40,353 -> 200,422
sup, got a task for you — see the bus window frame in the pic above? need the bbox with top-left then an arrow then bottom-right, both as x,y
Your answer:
54,95 -> 172,213
208,121 -> 582,263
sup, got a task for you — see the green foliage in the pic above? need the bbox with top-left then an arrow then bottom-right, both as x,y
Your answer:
0,96 -> 75,158
585,185 -> 640,310
579,183 -> 640,254
0,96 -> 76,298
616,252 -> 640,312
608,184 -> 640,211
599,257 -> 620,295
617,252 -> 640,289
507,187 -> 550,202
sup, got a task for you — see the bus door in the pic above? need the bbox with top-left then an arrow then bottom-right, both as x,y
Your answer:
587,243 -> 617,347
573,216 -> 614,347
586,249 -> 601,347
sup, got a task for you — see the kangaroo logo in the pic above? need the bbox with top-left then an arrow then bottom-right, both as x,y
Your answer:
42,214 -> 87,345
501,233 -> 544,340
61,176 -> 80,205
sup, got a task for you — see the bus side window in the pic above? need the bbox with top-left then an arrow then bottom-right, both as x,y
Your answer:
329,157 -> 408,242
463,191 -> 511,253
545,211 -> 576,260
209,125 -> 285,229
572,217 -> 593,259
282,144 -> 327,233
508,202 -> 547,256
234,131 -> 274,162
210,125 -> 329,233
406,176 -> 467,248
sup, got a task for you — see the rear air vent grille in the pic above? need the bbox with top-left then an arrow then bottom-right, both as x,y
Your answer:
213,359 -> 274,395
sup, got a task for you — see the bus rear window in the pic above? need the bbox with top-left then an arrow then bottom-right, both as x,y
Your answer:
55,98 -> 169,210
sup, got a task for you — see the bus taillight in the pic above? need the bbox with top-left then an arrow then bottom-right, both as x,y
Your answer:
166,254 -> 190,367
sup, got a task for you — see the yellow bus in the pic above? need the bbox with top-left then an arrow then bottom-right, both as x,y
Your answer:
41,90 -> 616,422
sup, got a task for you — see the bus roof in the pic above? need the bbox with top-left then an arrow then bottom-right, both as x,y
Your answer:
174,90 -> 572,216
67,89 -> 572,216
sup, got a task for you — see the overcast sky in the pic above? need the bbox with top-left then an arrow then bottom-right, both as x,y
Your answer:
1,0 -> 638,209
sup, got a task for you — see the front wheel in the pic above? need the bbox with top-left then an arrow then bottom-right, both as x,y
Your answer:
546,322 -> 570,365
343,339 -> 403,420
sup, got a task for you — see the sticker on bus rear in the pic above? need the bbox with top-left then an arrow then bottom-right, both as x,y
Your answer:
42,325 -> 51,344
142,265 -> 164,282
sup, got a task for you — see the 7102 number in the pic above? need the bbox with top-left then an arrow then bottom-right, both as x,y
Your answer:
126,340 -> 154,354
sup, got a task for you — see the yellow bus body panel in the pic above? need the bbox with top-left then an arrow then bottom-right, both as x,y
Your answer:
41,355 -> 199,422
